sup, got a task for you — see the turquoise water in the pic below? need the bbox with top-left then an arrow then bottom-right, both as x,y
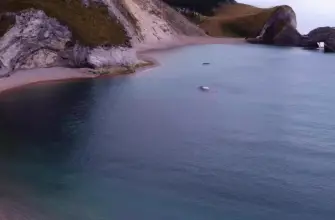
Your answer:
0,44 -> 335,219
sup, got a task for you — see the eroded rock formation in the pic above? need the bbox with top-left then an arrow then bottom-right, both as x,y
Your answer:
0,0 -> 205,76
246,6 -> 335,53
0,10 -> 71,75
305,27 -> 335,52
246,6 -> 300,46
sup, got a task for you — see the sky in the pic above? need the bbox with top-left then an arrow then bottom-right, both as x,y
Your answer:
240,0 -> 335,33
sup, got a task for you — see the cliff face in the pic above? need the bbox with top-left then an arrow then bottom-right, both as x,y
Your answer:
244,6 -> 335,52
199,4 -> 278,38
0,0 -> 205,75
118,0 -> 205,44
246,6 -> 301,46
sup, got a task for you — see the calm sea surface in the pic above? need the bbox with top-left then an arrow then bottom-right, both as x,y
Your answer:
0,44 -> 335,220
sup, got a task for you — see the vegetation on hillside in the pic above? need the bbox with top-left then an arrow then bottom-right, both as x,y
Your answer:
0,0 -> 129,47
165,1 -> 289,39
199,3 -> 284,38
175,8 -> 205,24
163,0 -> 236,15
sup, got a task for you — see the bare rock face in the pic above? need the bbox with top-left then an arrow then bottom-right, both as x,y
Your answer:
306,27 -> 335,52
96,0 -> 205,45
0,10 -> 72,74
58,44 -> 91,68
0,8 -> 147,74
88,47 -> 140,68
0,0 -> 207,76
272,25 -> 302,46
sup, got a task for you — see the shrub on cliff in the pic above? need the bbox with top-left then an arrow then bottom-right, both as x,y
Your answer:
163,0 -> 236,15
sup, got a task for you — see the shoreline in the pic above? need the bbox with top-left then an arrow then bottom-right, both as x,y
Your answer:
136,36 -> 245,53
0,36 -> 245,95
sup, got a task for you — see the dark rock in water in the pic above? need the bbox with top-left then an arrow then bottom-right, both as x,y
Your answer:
300,36 -> 319,49
202,62 -> 210,65
246,37 -> 262,44
306,27 -> 335,53
324,43 -> 335,53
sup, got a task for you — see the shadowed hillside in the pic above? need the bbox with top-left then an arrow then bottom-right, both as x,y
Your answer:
163,0 -> 236,15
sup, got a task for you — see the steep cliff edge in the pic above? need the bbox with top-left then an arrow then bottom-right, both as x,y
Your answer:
198,4 -> 288,38
241,5 -> 335,52
245,5 -> 300,46
0,0 -> 205,76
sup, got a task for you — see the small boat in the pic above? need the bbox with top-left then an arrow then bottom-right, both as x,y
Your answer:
199,86 -> 210,91
202,62 -> 210,65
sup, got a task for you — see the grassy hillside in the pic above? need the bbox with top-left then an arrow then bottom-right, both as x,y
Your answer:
199,3 -> 279,38
0,0 -> 129,47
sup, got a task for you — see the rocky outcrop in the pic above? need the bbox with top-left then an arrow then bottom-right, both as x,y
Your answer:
246,6 -> 300,46
0,9 -> 144,75
245,6 -> 335,53
272,25 -> 301,46
305,27 -> 335,52
0,0 -> 205,75
0,10 -> 72,75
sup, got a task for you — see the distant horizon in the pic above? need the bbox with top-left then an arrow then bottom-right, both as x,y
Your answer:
240,0 -> 334,33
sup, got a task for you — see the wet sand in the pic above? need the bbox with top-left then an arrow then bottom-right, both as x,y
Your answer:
0,67 -> 98,95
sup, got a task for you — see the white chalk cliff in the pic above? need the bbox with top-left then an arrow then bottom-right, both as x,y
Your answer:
0,0 -> 205,76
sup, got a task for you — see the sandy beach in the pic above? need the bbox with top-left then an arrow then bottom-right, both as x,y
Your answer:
0,67 -> 96,95
136,36 -> 245,53
0,36 -> 245,95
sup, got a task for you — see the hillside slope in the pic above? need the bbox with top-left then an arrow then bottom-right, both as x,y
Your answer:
0,0 -> 205,75
163,0 -> 236,15
200,3 -> 289,38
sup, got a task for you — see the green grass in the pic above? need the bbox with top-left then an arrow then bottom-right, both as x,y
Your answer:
220,7 -> 277,37
0,0 -> 130,47
199,4 -> 290,38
